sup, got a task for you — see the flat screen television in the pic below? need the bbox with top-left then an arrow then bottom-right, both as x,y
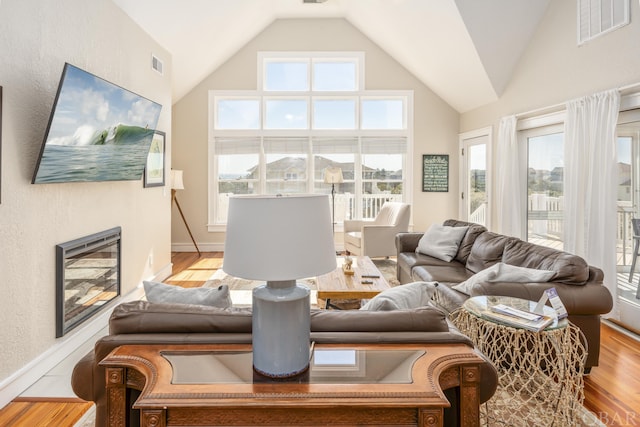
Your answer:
32,63 -> 162,184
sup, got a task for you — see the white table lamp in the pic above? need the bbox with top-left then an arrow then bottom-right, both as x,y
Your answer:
223,194 -> 336,378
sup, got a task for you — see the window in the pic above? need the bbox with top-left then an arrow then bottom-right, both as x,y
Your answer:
208,52 -> 412,229
520,125 -> 565,250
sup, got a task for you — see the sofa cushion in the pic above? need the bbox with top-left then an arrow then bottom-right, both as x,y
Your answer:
311,305 -> 450,333
110,301 -> 253,335
416,223 -> 469,262
360,281 -> 438,311
466,232 -> 517,273
502,240 -> 590,285
412,264 -> 474,284
452,262 -> 556,295
110,301 -> 451,335
443,219 -> 487,263
144,280 -> 232,308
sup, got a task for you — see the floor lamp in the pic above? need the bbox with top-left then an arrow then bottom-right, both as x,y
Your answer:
323,167 -> 344,235
171,170 -> 201,257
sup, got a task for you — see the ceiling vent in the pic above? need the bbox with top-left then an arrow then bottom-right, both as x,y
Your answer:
303,0 -> 328,3
151,54 -> 164,75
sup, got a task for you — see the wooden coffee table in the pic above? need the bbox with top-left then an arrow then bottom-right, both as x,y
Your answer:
316,256 -> 391,309
100,342 -> 484,427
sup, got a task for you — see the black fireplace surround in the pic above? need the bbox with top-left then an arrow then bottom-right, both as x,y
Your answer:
56,227 -> 121,337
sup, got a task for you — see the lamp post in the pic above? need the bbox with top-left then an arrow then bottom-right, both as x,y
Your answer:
171,170 -> 201,257
323,167 -> 344,235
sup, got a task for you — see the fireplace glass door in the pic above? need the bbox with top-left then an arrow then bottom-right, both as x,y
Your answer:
56,227 -> 121,337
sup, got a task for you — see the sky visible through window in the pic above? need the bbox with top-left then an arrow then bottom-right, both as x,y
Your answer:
528,132 -> 563,171
217,56 -> 405,177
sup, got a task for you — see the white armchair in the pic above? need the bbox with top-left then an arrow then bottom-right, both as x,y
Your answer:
343,202 -> 411,258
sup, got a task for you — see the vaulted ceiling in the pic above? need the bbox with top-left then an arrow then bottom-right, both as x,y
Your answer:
112,0 -> 550,113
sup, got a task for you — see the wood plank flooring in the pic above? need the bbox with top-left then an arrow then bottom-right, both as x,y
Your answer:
1,251 -> 638,426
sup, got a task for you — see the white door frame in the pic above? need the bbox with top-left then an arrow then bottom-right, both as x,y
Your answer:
458,127 -> 492,228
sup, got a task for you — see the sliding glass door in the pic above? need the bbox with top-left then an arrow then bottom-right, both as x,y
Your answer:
520,125 -> 564,249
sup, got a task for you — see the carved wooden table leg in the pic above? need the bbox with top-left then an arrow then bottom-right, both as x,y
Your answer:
459,365 -> 480,426
105,367 -> 127,427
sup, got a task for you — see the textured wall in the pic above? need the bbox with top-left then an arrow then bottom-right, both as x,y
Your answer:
172,18 -> 460,248
0,0 -> 172,383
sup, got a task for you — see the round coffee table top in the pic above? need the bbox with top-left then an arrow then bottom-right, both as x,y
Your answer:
463,295 -> 568,331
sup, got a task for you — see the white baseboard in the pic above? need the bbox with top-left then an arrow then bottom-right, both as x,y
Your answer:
0,262 -> 172,410
172,242 -> 225,252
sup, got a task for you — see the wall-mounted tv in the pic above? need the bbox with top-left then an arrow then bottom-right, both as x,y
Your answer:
32,63 -> 162,184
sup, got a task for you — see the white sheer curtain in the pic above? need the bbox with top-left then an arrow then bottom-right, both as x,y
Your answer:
496,115 -> 524,238
564,90 -> 620,316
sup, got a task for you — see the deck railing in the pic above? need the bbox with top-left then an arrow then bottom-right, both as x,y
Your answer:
469,203 -> 487,226
217,193 -> 402,224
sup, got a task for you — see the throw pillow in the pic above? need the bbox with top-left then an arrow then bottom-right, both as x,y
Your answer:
360,281 -> 438,311
416,223 -> 469,262
143,280 -> 232,308
452,263 -> 556,295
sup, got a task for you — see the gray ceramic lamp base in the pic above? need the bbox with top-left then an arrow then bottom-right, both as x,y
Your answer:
252,281 -> 311,378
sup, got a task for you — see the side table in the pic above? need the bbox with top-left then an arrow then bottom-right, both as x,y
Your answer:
451,295 -> 587,427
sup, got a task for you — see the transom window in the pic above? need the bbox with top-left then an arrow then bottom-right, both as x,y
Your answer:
208,52 -> 413,230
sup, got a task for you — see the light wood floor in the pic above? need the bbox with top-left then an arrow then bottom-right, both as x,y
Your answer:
2,251 -> 638,426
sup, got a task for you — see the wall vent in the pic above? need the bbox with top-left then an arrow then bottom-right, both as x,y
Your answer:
152,54 -> 164,75
578,0 -> 629,45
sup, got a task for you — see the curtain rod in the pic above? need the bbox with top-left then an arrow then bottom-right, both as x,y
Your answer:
515,101 -> 565,119
515,81 -> 640,119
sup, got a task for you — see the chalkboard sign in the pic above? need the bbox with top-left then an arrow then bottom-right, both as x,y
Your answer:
422,154 -> 449,192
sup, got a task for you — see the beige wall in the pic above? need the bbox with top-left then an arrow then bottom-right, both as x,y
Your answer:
172,18 -> 460,249
0,0 -> 172,386
461,0 -> 640,228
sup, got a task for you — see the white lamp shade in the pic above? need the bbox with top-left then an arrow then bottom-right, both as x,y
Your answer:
171,170 -> 184,190
223,194 -> 337,281
323,167 -> 344,184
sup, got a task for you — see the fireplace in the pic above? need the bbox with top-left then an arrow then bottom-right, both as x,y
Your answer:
56,227 -> 121,337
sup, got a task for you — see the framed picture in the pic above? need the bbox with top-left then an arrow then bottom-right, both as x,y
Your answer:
422,154 -> 449,192
144,130 -> 166,187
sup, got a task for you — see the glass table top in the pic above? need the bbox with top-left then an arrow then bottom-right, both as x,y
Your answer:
163,348 -> 425,385
463,295 -> 568,331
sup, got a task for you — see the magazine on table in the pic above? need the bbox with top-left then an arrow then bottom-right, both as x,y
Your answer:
483,303 -> 556,332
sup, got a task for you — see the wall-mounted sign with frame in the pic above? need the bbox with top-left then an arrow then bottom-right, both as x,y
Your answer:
144,130 -> 166,187
422,154 -> 449,192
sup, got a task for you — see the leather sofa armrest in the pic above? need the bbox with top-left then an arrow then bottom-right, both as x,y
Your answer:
395,232 -> 423,253
71,350 -> 96,402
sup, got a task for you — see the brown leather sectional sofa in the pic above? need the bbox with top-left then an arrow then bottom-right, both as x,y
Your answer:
72,300 -> 498,427
396,219 -> 614,370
